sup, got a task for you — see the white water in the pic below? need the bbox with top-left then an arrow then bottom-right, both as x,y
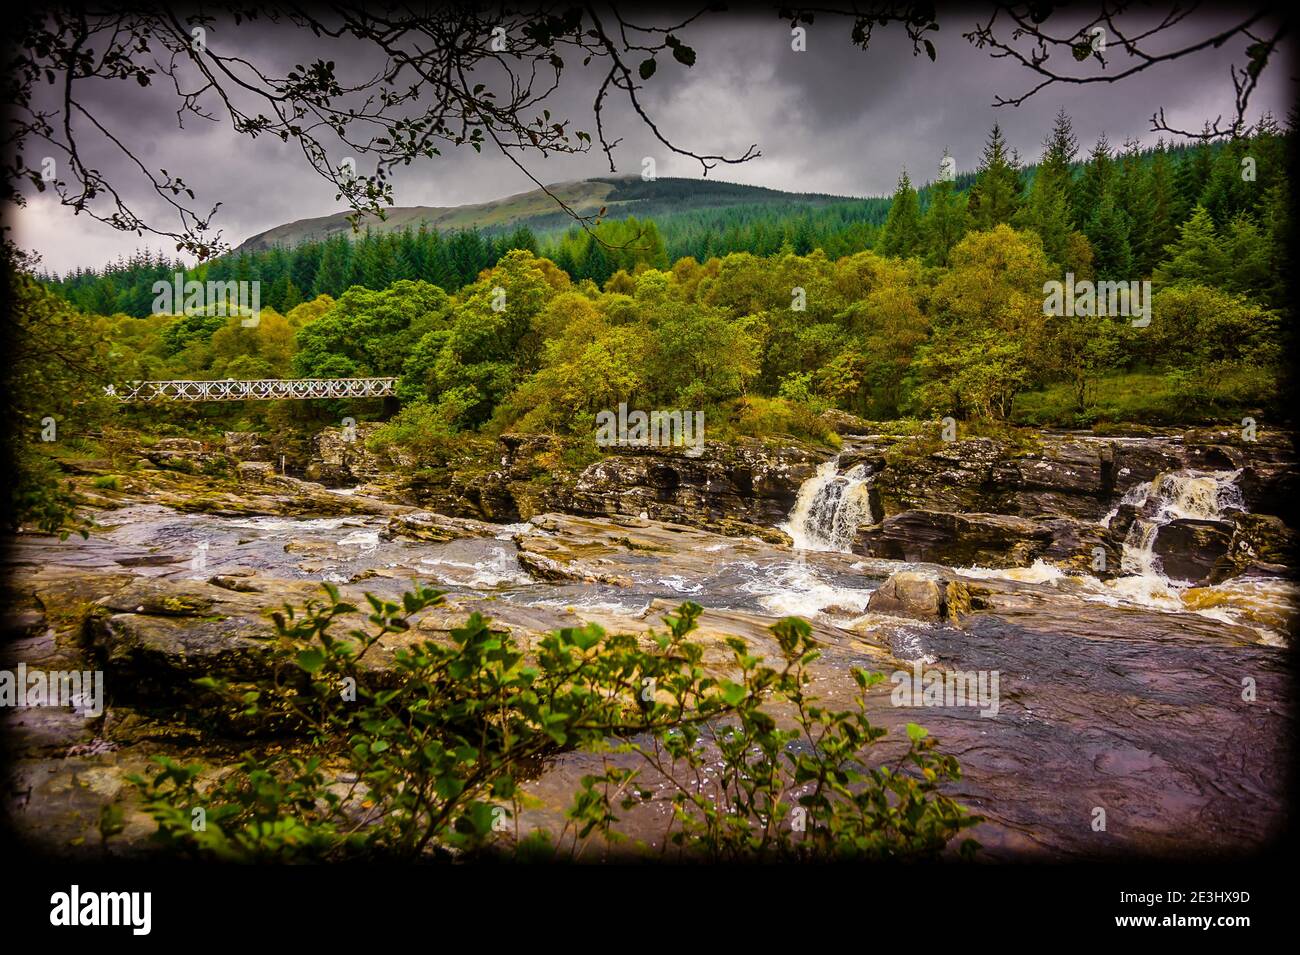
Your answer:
740,552 -> 875,620
1116,470 -> 1243,578
783,460 -> 875,553
962,468 -> 1292,642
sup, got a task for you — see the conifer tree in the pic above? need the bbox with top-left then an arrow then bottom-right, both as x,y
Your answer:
315,235 -> 354,297
968,124 -> 1023,230
1154,205 -> 1227,287
879,169 -> 923,258
1086,192 -> 1134,279
921,154 -> 969,266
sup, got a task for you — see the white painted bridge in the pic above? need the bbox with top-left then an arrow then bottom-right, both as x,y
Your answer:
109,378 -> 398,402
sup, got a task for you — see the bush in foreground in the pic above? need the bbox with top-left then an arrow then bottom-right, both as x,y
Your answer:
131,587 -> 981,862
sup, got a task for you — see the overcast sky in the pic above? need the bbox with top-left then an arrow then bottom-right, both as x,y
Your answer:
8,3 -> 1294,274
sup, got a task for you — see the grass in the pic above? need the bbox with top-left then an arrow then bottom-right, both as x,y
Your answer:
1012,369 -> 1275,428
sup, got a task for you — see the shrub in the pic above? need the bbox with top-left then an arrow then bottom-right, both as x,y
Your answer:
130,587 -> 981,862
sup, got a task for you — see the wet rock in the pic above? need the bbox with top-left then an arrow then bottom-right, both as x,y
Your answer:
381,511 -> 502,543
1211,513 -> 1297,583
872,437 -> 1005,514
208,573 -> 263,594
866,570 -> 975,623
995,439 -> 1113,520
856,510 -> 1054,567
1151,519 -> 1234,584
1037,517 -> 1121,577
1236,462 -> 1298,519
557,439 -> 828,537
99,466 -> 408,519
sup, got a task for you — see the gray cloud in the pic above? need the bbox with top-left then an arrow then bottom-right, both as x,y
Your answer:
9,5 -> 1294,273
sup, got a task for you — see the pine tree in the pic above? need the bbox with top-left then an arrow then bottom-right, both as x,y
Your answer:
1154,205 -> 1226,287
1143,142 -> 1178,276
1200,137 -> 1255,227
968,124 -> 1023,230
1114,138 -> 1156,273
1086,192 -> 1134,279
396,227 -> 424,280
921,155 -> 969,266
1172,128 -> 1215,222
1074,133 -> 1113,228
1039,108 -> 1078,209
879,169 -> 923,258
315,235 -> 353,297
291,242 -> 322,293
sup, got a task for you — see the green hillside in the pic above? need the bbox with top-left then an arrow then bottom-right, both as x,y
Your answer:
236,175 -> 859,252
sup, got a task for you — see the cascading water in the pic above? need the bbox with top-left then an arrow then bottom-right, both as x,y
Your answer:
1115,469 -> 1244,578
783,459 -> 875,553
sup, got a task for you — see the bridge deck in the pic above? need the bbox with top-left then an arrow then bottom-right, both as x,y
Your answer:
110,378 -> 398,402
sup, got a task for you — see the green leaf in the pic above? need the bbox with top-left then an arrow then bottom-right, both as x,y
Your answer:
639,58 -> 657,80
718,680 -> 747,707
296,648 -> 326,674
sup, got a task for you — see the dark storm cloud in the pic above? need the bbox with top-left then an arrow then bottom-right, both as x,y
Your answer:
10,4 -> 1294,272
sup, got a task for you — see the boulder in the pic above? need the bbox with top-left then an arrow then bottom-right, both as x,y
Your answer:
236,460 -> 275,485
223,431 -> 274,462
381,510 -> 502,543
866,570 -> 975,623
1211,513 -> 1297,583
142,438 -> 226,474
1151,518 -> 1234,584
856,510 -> 1054,568
555,439 -> 827,537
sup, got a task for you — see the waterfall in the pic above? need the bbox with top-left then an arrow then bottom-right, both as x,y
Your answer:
783,460 -> 875,552
1116,469 -> 1244,578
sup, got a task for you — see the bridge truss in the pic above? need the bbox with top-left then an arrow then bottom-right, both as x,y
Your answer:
110,378 -> 398,402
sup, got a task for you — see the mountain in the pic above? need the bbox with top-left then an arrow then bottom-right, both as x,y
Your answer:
235,175 -> 857,252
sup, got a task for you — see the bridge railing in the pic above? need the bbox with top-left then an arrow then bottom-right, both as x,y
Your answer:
109,378 -> 399,402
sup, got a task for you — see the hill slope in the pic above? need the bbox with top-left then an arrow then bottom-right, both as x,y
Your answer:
236,175 -> 857,251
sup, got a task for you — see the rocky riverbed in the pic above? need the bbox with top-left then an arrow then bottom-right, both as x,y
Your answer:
2,420 -> 1294,860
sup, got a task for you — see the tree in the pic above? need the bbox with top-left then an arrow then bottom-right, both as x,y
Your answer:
5,268 -> 116,534
1153,206 -> 1227,288
1086,192 -> 1135,280
879,170 -> 923,258
1074,134 -> 1113,229
1013,109 -> 1078,266
1143,143 -> 1180,275
314,236 -> 354,298
9,6 -> 1280,256
967,124 -> 1022,231
917,225 -> 1052,419
294,280 -> 454,381
1112,139 -> 1156,272
921,164 -> 970,267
